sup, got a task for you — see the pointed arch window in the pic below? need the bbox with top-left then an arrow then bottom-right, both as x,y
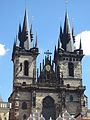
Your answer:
23,114 -> 27,120
24,60 -> 29,76
83,100 -> 85,107
68,62 -> 74,77
22,102 -> 27,110
42,96 -> 56,120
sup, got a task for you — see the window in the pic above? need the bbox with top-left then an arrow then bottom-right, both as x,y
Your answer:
69,58 -> 72,61
32,91 -> 36,107
20,63 -> 22,71
22,102 -> 27,110
24,61 -> 29,76
70,95 -> 73,102
76,58 -> 78,61
68,62 -> 74,77
22,82 -> 26,86
66,58 -> 68,61
73,58 -> 75,61
83,100 -> 85,107
42,96 -> 56,120
23,114 -> 27,120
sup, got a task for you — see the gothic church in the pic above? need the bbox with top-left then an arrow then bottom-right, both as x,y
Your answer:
9,9 -> 88,120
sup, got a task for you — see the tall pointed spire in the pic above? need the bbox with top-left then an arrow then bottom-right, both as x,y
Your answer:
22,9 -> 29,33
60,25 -> 62,40
19,9 -> 32,50
63,11 -> 70,34
72,26 -> 75,43
60,10 -> 75,52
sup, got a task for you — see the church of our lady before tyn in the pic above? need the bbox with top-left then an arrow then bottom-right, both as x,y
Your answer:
8,8 -> 88,120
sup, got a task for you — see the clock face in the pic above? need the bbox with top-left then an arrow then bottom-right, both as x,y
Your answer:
45,65 -> 51,71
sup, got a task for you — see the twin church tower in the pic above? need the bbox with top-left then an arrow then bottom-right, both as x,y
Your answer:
9,8 -> 88,120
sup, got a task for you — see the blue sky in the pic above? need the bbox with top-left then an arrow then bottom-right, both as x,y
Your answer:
0,0 -> 90,109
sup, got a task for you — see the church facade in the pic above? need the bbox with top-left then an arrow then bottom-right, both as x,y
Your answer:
8,9 -> 88,120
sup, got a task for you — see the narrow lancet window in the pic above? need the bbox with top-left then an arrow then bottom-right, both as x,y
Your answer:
22,102 -> 27,110
23,114 -> 27,120
24,60 -> 29,76
68,62 -> 74,77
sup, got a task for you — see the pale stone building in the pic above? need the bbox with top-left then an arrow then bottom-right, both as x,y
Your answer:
0,97 -> 11,120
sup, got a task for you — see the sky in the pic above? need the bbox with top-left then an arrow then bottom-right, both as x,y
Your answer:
0,0 -> 90,109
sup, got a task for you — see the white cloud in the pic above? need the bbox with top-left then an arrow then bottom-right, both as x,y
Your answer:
75,31 -> 90,55
0,44 -> 9,56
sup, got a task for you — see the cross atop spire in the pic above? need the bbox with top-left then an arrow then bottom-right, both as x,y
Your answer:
44,50 -> 52,59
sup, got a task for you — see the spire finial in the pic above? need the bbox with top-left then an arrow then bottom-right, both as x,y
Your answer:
25,0 -> 28,9
79,38 -> 82,50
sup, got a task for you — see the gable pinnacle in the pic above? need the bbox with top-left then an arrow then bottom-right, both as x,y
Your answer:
58,38 -> 60,50
16,35 -> 19,47
72,26 -> 75,43
18,23 -> 22,40
30,24 -> 33,42
54,45 -> 57,61
35,33 -> 38,48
